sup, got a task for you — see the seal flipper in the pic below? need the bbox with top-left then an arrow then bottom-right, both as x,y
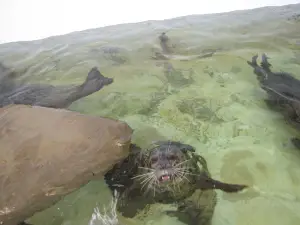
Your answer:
246,54 -> 259,68
197,173 -> 247,193
84,67 -> 114,86
246,54 -> 269,82
261,53 -> 272,72
166,188 -> 217,225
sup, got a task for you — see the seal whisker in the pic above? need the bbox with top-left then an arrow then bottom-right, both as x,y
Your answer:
173,167 -> 196,174
146,177 -> 155,195
182,171 -> 201,177
180,174 -> 191,183
140,173 -> 155,185
145,176 -> 159,196
173,166 -> 189,170
172,173 -> 182,192
173,159 -> 191,167
175,170 -> 191,183
139,175 -> 156,194
152,178 -> 160,197
132,172 -> 154,180
173,167 -> 189,174
167,141 -> 171,153
175,168 -> 199,179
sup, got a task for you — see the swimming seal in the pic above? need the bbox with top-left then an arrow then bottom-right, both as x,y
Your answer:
104,141 -> 248,225
247,53 -> 300,149
158,32 -> 172,54
0,65 -> 113,109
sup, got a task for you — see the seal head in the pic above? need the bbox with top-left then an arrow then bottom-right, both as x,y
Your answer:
143,141 -> 194,185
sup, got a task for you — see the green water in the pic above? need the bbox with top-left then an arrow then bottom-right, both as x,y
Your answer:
1,3 -> 300,225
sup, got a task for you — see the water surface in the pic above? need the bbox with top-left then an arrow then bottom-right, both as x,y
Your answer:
1,3 -> 300,225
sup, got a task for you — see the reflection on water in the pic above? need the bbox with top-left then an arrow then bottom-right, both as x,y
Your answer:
1,3 -> 300,225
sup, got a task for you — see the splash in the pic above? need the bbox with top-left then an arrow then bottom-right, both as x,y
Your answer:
88,190 -> 121,225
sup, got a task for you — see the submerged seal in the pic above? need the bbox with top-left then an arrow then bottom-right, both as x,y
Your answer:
0,65 -> 113,109
158,32 -> 172,54
105,141 -> 247,225
247,53 -> 300,148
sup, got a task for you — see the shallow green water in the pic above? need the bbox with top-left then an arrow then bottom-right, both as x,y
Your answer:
1,3 -> 300,225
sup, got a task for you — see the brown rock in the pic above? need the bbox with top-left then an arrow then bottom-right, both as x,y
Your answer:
0,105 -> 133,225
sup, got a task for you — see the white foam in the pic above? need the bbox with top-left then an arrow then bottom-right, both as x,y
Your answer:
88,190 -> 121,225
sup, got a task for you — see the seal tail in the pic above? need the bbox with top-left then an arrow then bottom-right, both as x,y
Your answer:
198,174 -> 248,193
209,178 -> 248,193
85,67 -> 114,85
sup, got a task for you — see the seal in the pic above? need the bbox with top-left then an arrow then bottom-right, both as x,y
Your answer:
0,65 -> 113,109
158,32 -> 172,54
247,53 -> 300,149
104,141 -> 248,225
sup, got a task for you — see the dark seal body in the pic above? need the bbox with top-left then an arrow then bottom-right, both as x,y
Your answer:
0,65 -> 113,109
247,54 -> 300,148
105,141 -> 247,225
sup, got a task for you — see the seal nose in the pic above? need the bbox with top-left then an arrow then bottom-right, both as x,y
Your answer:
160,160 -> 172,169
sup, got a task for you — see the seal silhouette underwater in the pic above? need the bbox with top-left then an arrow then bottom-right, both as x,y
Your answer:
104,141 -> 248,225
247,53 -> 300,149
0,65 -> 113,109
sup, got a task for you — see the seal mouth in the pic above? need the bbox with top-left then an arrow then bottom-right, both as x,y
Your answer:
159,174 -> 171,182
158,171 -> 172,182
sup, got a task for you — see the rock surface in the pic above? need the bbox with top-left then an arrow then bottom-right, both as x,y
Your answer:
0,104 -> 133,225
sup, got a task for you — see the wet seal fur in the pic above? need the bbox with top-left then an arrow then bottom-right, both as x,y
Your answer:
0,65 -> 113,109
247,53 -> 300,149
104,141 -> 247,225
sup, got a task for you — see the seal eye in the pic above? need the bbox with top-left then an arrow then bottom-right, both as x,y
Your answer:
151,156 -> 158,163
167,155 -> 177,160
